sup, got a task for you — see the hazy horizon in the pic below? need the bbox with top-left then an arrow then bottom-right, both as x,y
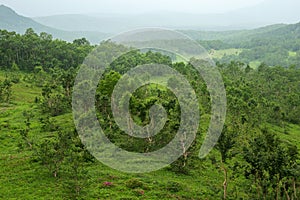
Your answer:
1,0 -> 300,33
0,0 -> 267,17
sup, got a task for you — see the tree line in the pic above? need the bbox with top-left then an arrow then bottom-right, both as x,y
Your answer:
0,28 -> 92,71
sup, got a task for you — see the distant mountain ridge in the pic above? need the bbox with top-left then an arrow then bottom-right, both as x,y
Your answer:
0,4 -> 43,32
1,4 -> 300,46
181,22 -> 300,46
0,5 -> 108,44
33,0 -> 300,33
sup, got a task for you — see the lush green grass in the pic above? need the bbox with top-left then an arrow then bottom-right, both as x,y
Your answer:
209,49 -> 243,59
267,123 -> 300,150
0,73 -> 59,199
289,51 -> 297,57
249,61 -> 261,69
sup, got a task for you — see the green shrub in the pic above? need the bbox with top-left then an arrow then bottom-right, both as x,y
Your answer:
125,178 -> 144,189
165,181 -> 183,193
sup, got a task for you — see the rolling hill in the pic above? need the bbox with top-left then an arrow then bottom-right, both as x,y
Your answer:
0,5 -> 108,44
180,23 -> 288,42
182,21 -> 300,45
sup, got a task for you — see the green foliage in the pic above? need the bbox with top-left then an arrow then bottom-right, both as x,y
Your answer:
125,178 -> 145,189
18,110 -> 34,150
216,125 -> 237,163
165,181 -> 183,193
0,29 -> 92,71
38,67 -> 76,116
11,62 -> 20,71
110,50 -> 172,74
243,129 -> 299,199
0,78 -> 12,102
73,37 -> 90,46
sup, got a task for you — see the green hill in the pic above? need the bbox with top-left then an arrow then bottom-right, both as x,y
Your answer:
181,22 -> 300,67
180,23 -> 288,42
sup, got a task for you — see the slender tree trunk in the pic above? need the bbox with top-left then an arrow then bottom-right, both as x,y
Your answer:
26,139 -> 32,149
221,165 -> 228,200
293,178 -> 297,200
53,171 -> 57,178
284,183 -> 291,200
276,178 -> 280,200
181,132 -> 187,168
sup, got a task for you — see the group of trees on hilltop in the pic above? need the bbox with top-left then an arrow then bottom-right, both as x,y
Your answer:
0,28 -> 92,71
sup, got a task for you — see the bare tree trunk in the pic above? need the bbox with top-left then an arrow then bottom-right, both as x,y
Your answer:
180,132 -> 188,168
284,183 -> 291,200
53,171 -> 57,178
293,178 -> 297,200
221,165 -> 227,200
276,178 -> 280,200
27,140 -> 32,149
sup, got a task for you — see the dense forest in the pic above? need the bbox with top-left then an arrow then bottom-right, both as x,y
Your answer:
0,29 -> 300,199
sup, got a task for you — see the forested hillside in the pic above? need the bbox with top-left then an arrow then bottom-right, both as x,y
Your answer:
0,29 -> 299,199
183,22 -> 300,68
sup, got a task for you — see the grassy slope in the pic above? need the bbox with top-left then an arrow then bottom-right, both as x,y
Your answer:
0,71 -> 222,199
210,49 -> 296,68
209,49 -> 242,59
0,71 -> 299,199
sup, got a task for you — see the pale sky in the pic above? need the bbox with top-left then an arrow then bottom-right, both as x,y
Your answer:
0,0 -> 266,17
